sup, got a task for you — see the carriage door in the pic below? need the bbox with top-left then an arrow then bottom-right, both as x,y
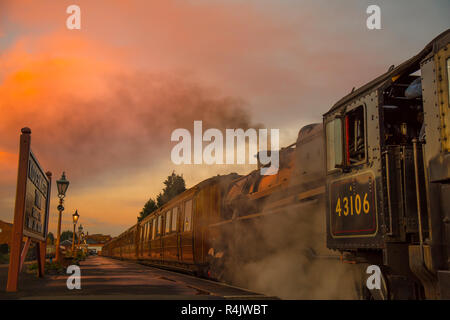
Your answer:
180,199 -> 194,263
172,206 -> 181,261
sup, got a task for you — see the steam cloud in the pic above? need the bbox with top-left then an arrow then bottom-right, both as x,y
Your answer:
216,199 -> 359,299
0,64 -> 258,182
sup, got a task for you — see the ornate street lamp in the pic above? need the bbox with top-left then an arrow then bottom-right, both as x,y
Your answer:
56,172 -> 69,197
55,172 -> 69,262
71,210 -> 79,256
77,224 -> 84,247
79,231 -> 85,253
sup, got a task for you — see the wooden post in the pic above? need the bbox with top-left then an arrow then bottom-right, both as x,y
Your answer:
6,128 -> 31,292
19,237 -> 31,273
72,223 -> 76,257
55,206 -> 63,262
36,241 -> 46,277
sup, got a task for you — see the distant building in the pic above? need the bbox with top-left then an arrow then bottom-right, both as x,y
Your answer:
0,220 -> 13,247
84,234 -> 112,253
58,239 -> 72,255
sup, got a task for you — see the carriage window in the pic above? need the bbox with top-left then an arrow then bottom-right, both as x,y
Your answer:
143,223 -> 146,241
184,200 -> 193,232
172,207 -> 178,232
152,219 -> 156,239
148,222 -> 152,240
157,215 -> 162,235
346,106 -> 365,164
165,210 -> 172,234
326,118 -> 343,171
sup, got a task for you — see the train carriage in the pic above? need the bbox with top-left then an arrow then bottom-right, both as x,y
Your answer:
103,174 -> 239,275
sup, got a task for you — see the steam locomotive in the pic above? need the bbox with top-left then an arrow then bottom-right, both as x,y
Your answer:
102,29 -> 450,299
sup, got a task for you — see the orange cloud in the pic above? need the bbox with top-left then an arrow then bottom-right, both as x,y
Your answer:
0,150 -> 17,184
0,31 -> 259,235
0,33 -> 257,172
0,0 -> 405,235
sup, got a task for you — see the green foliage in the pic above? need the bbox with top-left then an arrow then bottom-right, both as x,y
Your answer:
47,232 -> 54,244
157,171 -> 186,207
27,262 -> 38,272
72,250 -> 86,265
28,261 -> 64,274
46,261 -> 64,273
0,243 -> 8,254
60,230 -> 77,242
138,171 -> 186,221
0,252 -> 9,264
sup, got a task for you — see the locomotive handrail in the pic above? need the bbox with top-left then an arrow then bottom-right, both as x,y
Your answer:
412,139 -> 425,260
297,186 -> 325,202
382,150 -> 394,236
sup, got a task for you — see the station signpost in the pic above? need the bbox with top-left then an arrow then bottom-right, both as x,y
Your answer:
6,128 -> 52,292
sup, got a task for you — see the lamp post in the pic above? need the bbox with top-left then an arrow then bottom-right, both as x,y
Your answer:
77,224 -> 83,251
79,231 -> 85,254
78,224 -> 84,245
55,172 -> 69,262
71,210 -> 79,257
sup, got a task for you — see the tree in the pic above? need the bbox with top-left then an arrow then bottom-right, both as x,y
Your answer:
156,171 -> 186,207
138,198 -> 158,222
60,230 -> 77,242
137,171 -> 186,221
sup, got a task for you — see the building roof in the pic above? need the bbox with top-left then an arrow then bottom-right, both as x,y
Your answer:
60,239 -> 72,247
85,234 -> 112,244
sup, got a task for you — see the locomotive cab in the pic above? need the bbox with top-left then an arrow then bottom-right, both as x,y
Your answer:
324,30 -> 450,299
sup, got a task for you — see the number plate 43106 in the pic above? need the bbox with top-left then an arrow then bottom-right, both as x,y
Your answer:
329,172 -> 377,237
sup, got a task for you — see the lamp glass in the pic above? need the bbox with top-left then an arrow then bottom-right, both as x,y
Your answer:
72,210 -> 79,224
56,172 -> 69,197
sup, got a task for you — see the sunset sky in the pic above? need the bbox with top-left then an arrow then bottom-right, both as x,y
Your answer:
0,0 -> 449,236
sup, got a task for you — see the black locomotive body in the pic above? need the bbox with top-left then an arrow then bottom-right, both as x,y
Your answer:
323,29 -> 450,299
